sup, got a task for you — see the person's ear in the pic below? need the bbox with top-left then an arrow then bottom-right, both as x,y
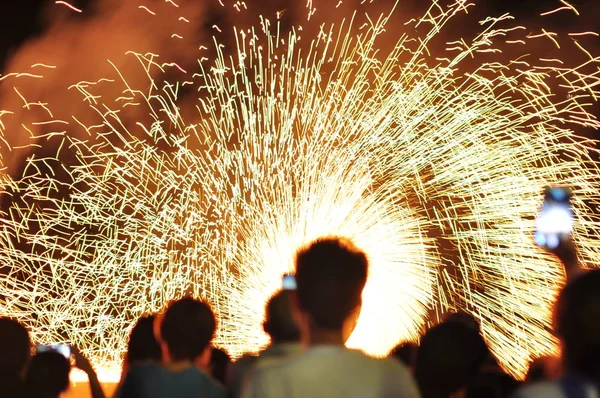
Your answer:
290,293 -> 306,326
291,291 -> 302,312
154,314 -> 170,362
342,303 -> 362,343
160,341 -> 171,363
290,294 -> 311,346
153,313 -> 164,344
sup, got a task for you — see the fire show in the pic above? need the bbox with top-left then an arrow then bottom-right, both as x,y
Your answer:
0,0 -> 599,386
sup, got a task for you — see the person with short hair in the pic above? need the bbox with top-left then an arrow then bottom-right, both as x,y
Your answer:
244,237 -> 420,398
126,315 -> 163,368
25,351 -> 71,398
228,290 -> 302,397
525,356 -> 561,384
115,315 -> 162,396
390,342 -> 419,371
210,348 -> 231,386
415,322 -> 489,398
117,297 -> 226,398
0,317 -> 31,397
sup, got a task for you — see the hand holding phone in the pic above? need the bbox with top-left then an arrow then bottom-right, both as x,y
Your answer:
282,273 -> 297,290
534,187 -> 573,250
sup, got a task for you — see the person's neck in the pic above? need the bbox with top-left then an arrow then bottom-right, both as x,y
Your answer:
165,359 -> 194,371
306,327 -> 344,347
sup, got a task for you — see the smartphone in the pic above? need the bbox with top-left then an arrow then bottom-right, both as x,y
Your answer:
282,273 -> 297,290
534,187 -> 573,250
37,343 -> 71,359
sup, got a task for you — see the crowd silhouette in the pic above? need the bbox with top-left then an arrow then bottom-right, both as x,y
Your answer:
1,234 -> 599,398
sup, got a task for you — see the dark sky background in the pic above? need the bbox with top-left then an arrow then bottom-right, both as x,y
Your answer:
1,0 -> 598,69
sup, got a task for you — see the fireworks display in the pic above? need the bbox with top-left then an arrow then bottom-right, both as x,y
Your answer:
0,0 -> 599,381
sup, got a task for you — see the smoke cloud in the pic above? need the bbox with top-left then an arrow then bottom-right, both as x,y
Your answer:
0,0 -> 214,176
0,0 -> 410,177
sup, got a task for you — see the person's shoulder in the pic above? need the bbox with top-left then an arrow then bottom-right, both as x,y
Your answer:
205,374 -> 228,398
377,355 -> 411,373
252,355 -> 290,378
289,348 -> 411,380
251,351 -> 300,386
129,361 -> 163,372
126,362 -> 166,380
237,353 -> 260,364
253,348 -> 393,374
511,381 -> 566,398
168,366 -> 227,398
348,353 -> 419,397
243,361 -> 290,398
232,353 -> 259,372
342,348 -> 406,370
116,363 -> 164,398
185,365 -> 226,385
1,378 -> 33,398
191,366 -> 228,390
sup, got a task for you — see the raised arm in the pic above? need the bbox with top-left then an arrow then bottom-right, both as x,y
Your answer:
551,239 -> 582,281
72,346 -> 106,398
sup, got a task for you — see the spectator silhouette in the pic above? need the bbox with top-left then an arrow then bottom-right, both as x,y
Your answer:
115,315 -> 162,396
467,371 -> 520,398
443,311 -> 481,332
415,321 -> 488,398
514,269 -> 600,397
116,297 -> 226,398
126,315 -> 162,368
229,289 -> 302,397
525,356 -> 560,384
391,342 -> 419,371
0,317 -> 31,397
210,348 -> 231,386
25,351 -> 70,398
244,237 -> 420,398
444,310 -> 519,394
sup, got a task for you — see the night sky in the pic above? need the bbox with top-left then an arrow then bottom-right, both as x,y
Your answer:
1,0 -> 598,69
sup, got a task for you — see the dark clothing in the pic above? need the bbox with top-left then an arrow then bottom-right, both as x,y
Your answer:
0,376 -> 31,398
116,362 -> 227,398
512,373 -> 598,398
467,371 -> 520,398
